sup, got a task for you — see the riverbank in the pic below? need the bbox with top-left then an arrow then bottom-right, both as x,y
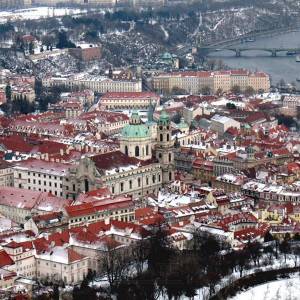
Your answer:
205,28 -> 300,86
206,23 -> 300,48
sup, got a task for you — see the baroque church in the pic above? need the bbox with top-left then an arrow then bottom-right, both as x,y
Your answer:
66,108 -> 175,199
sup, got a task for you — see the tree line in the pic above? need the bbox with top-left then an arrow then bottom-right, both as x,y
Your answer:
69,225 -> 300,300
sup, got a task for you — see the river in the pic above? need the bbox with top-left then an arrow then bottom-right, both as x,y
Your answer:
207,29 -> 300,87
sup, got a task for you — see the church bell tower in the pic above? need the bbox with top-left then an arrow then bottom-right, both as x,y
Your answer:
156,110 -> 175,184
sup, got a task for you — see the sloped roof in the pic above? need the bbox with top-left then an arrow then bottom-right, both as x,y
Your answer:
0,250 -> 14,267
91,151 -> 151,171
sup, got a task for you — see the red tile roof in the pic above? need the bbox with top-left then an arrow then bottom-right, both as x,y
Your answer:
244,112 -> 267,124
215,212 -> 257,231
4,240 -> 33,252
234,223 -> 270,241
135,207 -> 165,226
79,111 -> 129,123
14,158 -> 71,174
0,187 -> 71,211
68,248 -> 85,263
91,151 -> 153,170
65,196 -> 133,218
0,250 -> 14,267
76,187 -> 112,203
0,134 -> 34,153
32,212 -> 63,223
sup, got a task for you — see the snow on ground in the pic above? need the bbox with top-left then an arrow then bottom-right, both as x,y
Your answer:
229,277 -> 300,300
160,25 -> 169,41
181,254 -> 299,300
0,7 -> 88,23
212,17 -> 226,31
211,97 -> 246,108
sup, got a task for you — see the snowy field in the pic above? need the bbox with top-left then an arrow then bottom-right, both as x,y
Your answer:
0,7 -> 89,23
229,277 -> 300,300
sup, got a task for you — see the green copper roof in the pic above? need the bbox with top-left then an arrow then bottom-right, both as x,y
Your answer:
121,123 -> 150,139
177,117 -> 188,129
160,110 -> 169,120
130,110 -> 141,125
158,110 -> 170,126
161,52 -> 173,59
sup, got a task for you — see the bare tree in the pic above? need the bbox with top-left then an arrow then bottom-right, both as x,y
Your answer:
291,244 -> 300,267
206,59 -> 216,70
248,241 -> 262,266
231,85 -> 241,95
216,88 -> 223,96
101,242 -> 131,292
216,59 -> 226,70
236,249 -> 250,278
201,85 -> 211,95
244,86 -> 255,97
131,239 -> 150,276
279,239 -> 290,263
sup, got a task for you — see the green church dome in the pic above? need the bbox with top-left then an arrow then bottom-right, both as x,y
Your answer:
122,111 -> 151,139
121,123 -> 150,139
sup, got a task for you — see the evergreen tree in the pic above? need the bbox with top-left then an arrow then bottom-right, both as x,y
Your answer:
56,30 -> 76,49
29,41 -> 34,54
5,85 -> 12,116
53,284 -> 59,300
5,84 -> 11,102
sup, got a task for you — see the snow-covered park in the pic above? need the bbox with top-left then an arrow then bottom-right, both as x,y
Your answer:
230,277 -> 300,300
0,7 -> 89,23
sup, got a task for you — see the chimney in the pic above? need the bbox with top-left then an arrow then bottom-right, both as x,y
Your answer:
60,148 -> 64,156
66,148 -> 70,155
104,217 -> 110,225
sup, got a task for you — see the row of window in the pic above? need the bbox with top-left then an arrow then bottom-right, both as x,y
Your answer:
38,261 -> 85,268
25,185 -> 63,196
22,172 -> 61,180
27,179 -> 62,188
71,211 -> 134,224
112,174 -> 161,194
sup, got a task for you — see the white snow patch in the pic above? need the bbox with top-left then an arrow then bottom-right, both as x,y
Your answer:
0,7 -> 88,23
229,276 -> 300,300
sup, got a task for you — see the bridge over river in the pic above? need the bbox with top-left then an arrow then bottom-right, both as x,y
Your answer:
201,47 -> 300,57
